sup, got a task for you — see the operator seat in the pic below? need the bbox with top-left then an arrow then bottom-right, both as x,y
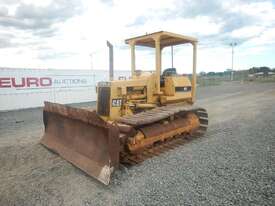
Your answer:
160,68 -> 177,87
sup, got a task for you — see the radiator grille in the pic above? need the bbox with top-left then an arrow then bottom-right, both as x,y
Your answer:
97,87 -> 110,116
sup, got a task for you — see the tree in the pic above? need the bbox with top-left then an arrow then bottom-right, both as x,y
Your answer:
207,72 -> 216,76
199,71 -> 207,76
249,66 -> 271,77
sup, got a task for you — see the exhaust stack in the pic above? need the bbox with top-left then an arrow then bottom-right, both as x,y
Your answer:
107,41 -> 114,81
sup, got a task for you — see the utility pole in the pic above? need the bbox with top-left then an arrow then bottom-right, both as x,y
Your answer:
230,42 -> 237,81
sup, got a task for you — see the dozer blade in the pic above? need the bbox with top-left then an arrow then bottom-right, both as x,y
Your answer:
40,101 -> 120,185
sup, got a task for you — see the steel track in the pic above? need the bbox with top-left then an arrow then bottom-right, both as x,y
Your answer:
120,108 -> 208,165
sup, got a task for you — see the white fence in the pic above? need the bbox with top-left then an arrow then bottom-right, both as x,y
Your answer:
0,68 -> 130,111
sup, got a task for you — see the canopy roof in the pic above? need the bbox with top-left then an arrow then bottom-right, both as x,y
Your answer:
125,31 -> 197,48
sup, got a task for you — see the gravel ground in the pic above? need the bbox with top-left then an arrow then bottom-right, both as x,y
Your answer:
0,81 -> 274,206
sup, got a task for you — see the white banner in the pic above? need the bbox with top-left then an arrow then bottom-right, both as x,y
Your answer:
0,68 -> 130,111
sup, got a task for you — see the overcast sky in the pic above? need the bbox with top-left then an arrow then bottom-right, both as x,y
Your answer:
0,0 -> 274,73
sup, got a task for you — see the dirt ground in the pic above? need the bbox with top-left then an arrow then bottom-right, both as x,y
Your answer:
0,81 -> 274,206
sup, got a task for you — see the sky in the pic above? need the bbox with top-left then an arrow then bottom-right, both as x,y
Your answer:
0,0 -> 274,73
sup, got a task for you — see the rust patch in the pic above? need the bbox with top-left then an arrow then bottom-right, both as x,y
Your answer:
41,102 -> 120,185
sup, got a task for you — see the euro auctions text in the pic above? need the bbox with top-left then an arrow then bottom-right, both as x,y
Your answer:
0,77 -> 87,89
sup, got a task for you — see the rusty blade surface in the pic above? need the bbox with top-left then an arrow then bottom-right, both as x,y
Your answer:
41,102 -> 120,185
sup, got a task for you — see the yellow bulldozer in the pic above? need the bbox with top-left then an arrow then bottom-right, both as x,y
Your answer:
41,31 -> 208,185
